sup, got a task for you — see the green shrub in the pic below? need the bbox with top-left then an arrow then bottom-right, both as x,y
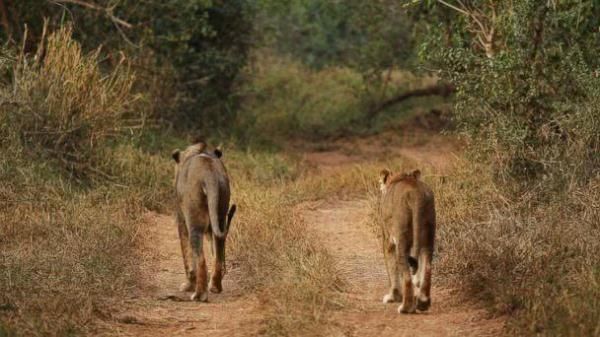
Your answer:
235,54 -> 440,143
420,1 -> 599,189
415,2 -> 600,335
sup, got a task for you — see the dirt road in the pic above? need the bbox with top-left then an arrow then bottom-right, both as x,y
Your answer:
103,134 -> 503,336
100,212 -> 264,337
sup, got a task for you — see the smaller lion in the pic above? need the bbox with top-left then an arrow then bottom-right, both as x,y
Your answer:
378,169 -> 436,313
172,139 -> 236,302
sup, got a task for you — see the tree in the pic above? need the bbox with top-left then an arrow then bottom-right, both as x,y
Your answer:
0,0 -> 255,129
413,0 -> 600,184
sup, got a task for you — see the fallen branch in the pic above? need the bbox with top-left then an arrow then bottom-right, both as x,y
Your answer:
368,83 -> 455,118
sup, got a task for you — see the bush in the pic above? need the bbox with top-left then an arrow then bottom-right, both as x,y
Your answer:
1,1 -> 255,129
0,27 -> 171,336
235,54 -> 440,144
420,1 -> 599,189
0,27 -> 140,176
414,2 -> 600,335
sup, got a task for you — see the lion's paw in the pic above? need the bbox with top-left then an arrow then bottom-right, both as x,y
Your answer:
416,295 -> 431,311
209,283 -> 222,294
180,281 -> 194,292
382,293 -> 398,303
190,291 -> 208,302
398,302 -> 416,314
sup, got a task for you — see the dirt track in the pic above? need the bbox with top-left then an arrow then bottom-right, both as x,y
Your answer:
302,199 -> 503,337
102,135 -> 504,336
100,211 -> 264,337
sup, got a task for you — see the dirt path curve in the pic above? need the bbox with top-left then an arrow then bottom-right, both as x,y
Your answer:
101,212 -> 263,337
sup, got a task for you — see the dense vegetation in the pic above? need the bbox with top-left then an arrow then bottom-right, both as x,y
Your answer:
1,1 -> 598,336
416,1 -> 599,335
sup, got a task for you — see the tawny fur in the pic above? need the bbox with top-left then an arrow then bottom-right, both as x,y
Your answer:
172,141 -> 236,301
378,168 -> 435,314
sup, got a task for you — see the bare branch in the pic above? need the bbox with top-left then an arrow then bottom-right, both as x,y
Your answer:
47,0 -> 138,47
48,0 -> 132,29
437,0 -> 470,16
437,0 -> 496,58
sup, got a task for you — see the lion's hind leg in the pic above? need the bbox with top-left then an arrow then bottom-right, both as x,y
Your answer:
397,236 -> 416,314
416,249 -> 432,311
176,211 -> 195,292
382,237 -> 402,303
397,257 -> 416,314
189,225 -> 209,302
209,235 -> 225,293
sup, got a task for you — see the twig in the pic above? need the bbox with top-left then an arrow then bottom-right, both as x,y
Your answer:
48,0 -> 132,28
48,0 -> 138,46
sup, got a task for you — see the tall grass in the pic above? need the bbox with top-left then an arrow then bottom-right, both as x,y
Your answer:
0,27 -> 170,336
1,26 -> 141,176
219,150 -> 342,336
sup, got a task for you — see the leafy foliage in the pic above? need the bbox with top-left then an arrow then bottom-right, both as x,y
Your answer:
417,0 -> 599,187
1,0 -> 254,128
412,1 -> 600,335
255,0 -> 414,73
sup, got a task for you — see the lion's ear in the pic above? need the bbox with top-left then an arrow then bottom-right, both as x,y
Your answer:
172,149 -> 181,163
412,169 -> 421,180
214,148 -> 223,158
379,169 -> 391,184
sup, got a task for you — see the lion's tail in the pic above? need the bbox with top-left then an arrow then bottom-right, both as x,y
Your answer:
226,204 -> 236,232
206,178 -> 226,239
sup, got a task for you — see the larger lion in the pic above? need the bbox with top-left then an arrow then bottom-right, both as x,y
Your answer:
171,140 -> 236,302
378,169 -> 436,314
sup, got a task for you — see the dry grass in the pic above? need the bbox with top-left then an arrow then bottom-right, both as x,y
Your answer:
0,144 -> 173,337
1,26 -> 141,176
0,142 -> 173,336
0,191 -> 146,335
0,27 -> 168,336
220,150 -> 343,336
428,161 -> 599,336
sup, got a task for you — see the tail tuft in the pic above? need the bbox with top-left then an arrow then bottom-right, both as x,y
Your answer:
226,204 -> 236,233
407,256 -> 419,275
